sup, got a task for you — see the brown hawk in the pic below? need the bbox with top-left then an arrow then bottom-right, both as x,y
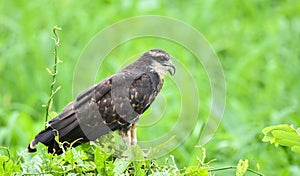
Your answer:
28,49 -> 176,155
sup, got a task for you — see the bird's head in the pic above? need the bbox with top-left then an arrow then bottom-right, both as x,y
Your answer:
142,49 -> 176,77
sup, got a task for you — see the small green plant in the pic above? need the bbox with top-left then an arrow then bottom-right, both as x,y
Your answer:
262,124 -> 300,154
0,147 -> 21,174
0,139 -> 264,175
42,26 -> 63,127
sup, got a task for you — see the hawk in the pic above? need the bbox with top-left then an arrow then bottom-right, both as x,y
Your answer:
28,49 -> 176,155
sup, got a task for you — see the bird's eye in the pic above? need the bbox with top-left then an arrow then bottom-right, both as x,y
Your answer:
159,56 -> 167,61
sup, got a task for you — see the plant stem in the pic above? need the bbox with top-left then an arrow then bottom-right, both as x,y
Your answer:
44,26 -> 62,129
209,166 -> 264,176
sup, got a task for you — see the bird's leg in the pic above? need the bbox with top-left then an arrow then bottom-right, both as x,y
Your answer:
130,124 -> 137,146
119,129 -> 131,148
119,124 -> 148,158
130,124 -> 147,158
119,124 -> 137,148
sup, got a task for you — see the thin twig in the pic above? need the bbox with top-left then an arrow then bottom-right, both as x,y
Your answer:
209,166 -> 264,176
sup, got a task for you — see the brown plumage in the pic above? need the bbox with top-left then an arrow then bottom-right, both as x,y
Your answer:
28,49 -> 176,155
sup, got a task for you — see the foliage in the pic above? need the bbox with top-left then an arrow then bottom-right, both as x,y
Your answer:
262,124 -> 300,154
0,147 -> 21,174
0,143 -> 265,175
1,0 -> 300,175
236,159 -> 249,176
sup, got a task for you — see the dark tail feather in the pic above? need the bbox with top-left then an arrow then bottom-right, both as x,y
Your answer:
28,126 -> 89,155
28,127 -> 61,154
28,102 -> 91,155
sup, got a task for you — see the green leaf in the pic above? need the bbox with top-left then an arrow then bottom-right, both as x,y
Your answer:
45,67 -> 53,75
262,124 -> 300,154
235,159 -> 249,176
49,111 -> 58,118
113,158 -> 131,175
271,130 -> 300,141
262,124 -> 296,135
132,160 -> 146,176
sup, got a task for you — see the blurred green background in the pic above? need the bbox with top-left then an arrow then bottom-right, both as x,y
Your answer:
1,0 -> 300,175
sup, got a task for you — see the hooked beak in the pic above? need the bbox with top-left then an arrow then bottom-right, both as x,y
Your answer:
163,61 -> 176,76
